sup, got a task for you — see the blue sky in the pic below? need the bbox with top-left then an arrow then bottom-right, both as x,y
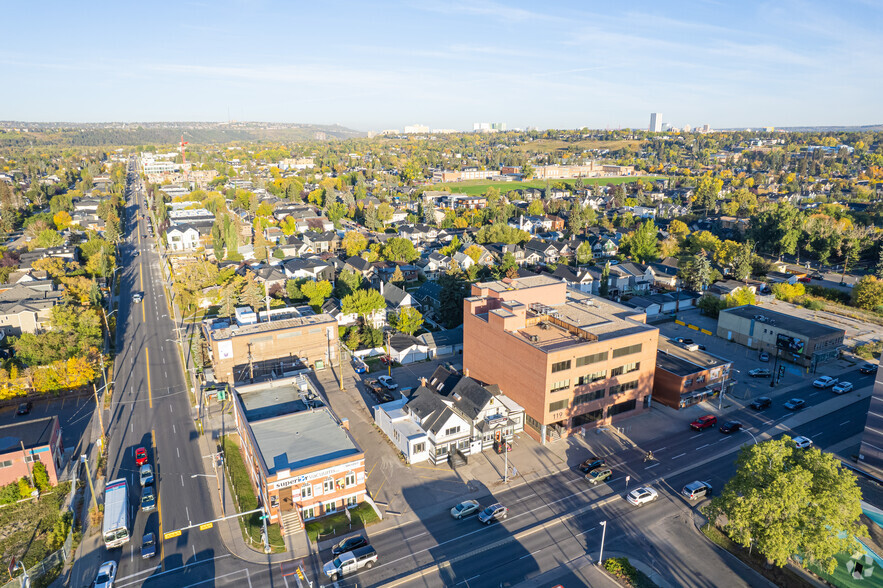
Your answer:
1,0 -> 880,131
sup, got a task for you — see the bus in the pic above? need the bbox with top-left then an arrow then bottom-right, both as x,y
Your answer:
103,478 -> 130,548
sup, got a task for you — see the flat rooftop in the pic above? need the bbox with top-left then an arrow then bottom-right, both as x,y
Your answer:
475,274 -> 562,294
0,416 -> 56,453
205,313 -> 335,341
656,338 -> 731,376
720,305 -> 845,338
237,380 -> 323,422
251,408 -> 361,475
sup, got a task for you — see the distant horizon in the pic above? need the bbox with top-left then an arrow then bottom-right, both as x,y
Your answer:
1,0 -> 879,129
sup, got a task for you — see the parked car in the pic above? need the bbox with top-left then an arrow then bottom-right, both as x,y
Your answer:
139,463 -> 154,487
792,436 -> 813,449
860,363 -> 879,375
759,352 -> 770,362
377,375 -> 398,390
690,415 -> 717,431
141,532 -> 156,559
586,467 -> 613,485
784,398 -> 806,410
812,376 -> 838,388
135,447 -> 148,466
626,487 -> 659,506
748,368 -> 771,378
682,481 -> 712,501
478,503 -> 509,524
749,397 -> 772,410
16,401 -> 32,415
578,458 -> 606,473
676,337 -> 694,345
719,421 -> 743,434
352,358 -> 367,374
323,545 -> 378,582
380,356 -> 393,366
450,500 -> 481,519
141,485 -> 156,512
331,534 -> 369,556
832,381 -> 854,394
93,560 -> 117,588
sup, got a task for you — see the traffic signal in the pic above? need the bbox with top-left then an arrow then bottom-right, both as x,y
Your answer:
777,365 -> 786,380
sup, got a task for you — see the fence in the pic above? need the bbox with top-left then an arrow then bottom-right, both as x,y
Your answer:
1,537 -> 70,588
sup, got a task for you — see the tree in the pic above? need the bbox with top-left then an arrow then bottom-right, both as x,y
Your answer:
689,231 -> 721,256
342,231 -> 368,257
390,266 -> 405,285
669,219 -> 690,241
733,243 -> 753,281
706,437 -> 864,573
771,282 -> 805,303
527,200 -> 545,216
682,251 -> 712,292
875,249 -> 883,280
659,237 -> 680,259
599,262 -> 610,297
463,245 -> 483,264
240,275 -> 264,310
383,237 -> 418,263
279,216 -> 298,236
852,275 -> 883,310
521,163 -> 534,181
576,242 -> 593,265
335,269 -> 363,298
341,289 -> 385,325
726,286 -> 756,307
392,307 -> 424,336
300,280 -> 333,309
627,219 -> 659,263
438,272 -> 468,328
285,278 -> 306,301
694,174 -> 723,216
53,211 -> 72,231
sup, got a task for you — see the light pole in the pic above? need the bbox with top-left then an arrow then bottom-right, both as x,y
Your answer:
598,520 -> 607,566
742,428 -> 758,446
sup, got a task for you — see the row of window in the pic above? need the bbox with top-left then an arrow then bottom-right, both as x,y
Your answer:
549,380 -> 639,412
684,375 -> 706,387
302,496 -> 359,520
552,363 -> 641,393
0,455 -> 39,469
553,344 -> 644,374
299,472 -> 358,498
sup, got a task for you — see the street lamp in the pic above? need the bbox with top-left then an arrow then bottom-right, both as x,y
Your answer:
598,520 -> 608,566
742,428 -> 758,446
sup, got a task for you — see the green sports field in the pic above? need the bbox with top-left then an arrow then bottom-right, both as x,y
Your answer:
433,175 -> 664,196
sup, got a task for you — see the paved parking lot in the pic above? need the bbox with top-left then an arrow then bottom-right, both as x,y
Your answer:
0,393 -> 96,458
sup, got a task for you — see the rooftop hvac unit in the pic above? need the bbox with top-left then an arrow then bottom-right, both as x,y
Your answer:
529,334 -> 539,342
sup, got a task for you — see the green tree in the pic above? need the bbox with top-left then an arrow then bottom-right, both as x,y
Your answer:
733,243 -> 753,281
392,306 -> 424,336
285,278 -> 306,301
527,200 -> 545,216
341,289 -> 386,325
32,462 -> 50,493
390,266 -> 405,285
383,237 -> 418,263
726,286 -> 756,307
576,242 -> 593,265
669,219 -> 690,241
335,269 -> 363,298
599,262 -> 610,297
694,174 -> 723,216
521,163 -> 534,180
438,272 -> 468,328
706,437 -> 865,573
342,231 -> 368,257
852,275 -> 883,310
682,251 -> 712,292
627,219 -> 659,263
300,279 -> 333,309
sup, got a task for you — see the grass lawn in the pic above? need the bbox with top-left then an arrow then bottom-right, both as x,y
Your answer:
510,138 -> 645,153
220,435 -> 285,553
0,482 -> 72,570
304,502 -> 380,543
434,175 -> 664,196
806,550 -> 883,588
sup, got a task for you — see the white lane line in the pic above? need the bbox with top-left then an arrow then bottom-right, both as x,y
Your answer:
644,462 -> 660,469
696,444 -> 711,450
809,392 -> 819,397
181,474 -> 184,487
177,447 -> 180,458
671,453 -> 686,460
116,554 -> 232,584
246,568 -> 253,588
192,545 -> 196,559
175,569 -> 249,588
173,424 -> 177,435
811,432 -> 824,438
130,544 -> 134,563
170,404 -> 173,413
459,575 -> 481,586
409,531 -> 429,539
131,422 -> 133,433
840,420 -> 851,426
654,447 -> 667,452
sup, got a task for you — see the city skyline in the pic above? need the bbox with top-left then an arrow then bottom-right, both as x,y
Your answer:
1,0 -> 880,130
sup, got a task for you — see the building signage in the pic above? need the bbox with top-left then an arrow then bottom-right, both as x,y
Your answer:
218,340 -> 234,360
268,460 -> 362,491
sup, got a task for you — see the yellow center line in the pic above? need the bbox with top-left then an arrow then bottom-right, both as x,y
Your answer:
146,348 -> 152,408
153,428 -> 164,567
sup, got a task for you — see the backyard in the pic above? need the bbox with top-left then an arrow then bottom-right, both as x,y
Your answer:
0,482 -> 73,574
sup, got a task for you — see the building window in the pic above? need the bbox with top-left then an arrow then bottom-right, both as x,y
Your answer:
413,442 -> 425,454
577,370 -> 606,385
302,506 -> 316,520
301,484 -> 312,498
0,460 -> 11,469
609,399 -> 637,416
550,379 -> 570,392
525,414 -> 542,432
549,399 -> 569,412
24,455 -> 37,463
436,445 -> 449,457
575,351 -> 608,367
345,472 -> 356,487
612,343 -> 642,358
572,409 -> 604,427
574,389 -> 605,404
444,426 -> 461,437
685,378 -> 693,387
323,478 -> 335,493
696,375 -> 706,384
346,496 -> 358,507
611,362 -> 640,377
609,380 -> 639,396
324,501 -> 337,514
551,360 -> 571,373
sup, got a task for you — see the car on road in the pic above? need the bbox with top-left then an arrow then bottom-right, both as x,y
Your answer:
682,481 -> 712,501
141,485 -> 156,512
139,464 -> 154,487
749,397 -> 772,410
832,381 -> 854,394
450,500 -> 481,519
133,292 -> 143,303
748,368 -> 771,378
93,560 -> 117,588
578,458 -> 606,473
861,363 -> 879,375
676,337 -> 694,345
135,447 -> 148,466
784,398 -> 806,410
812,376 -> 838,388
792,436 -> 813,449
626,487 -> 659,506
478,503 -> 509,524
352,358 -> 367,374
798,276 -> 812,283
16,402 -> 32,415
141,532 -> 156,559
690,415 -> 717,431
331,534 -> 369,556
586,467 -> 613,485
377,375 -> 398,390
759,352 -> 770,362
323,545 -> 377,582
719,421 -> 743,434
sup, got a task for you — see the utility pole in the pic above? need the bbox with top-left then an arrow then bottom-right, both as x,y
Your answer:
386,330 -> 391,377
248,342 -> 254,382
598,520 -> 608,566
92,383 -> 106,443
82,455 -> 99,512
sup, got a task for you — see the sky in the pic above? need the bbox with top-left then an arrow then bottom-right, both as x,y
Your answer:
1,0 -> 881,131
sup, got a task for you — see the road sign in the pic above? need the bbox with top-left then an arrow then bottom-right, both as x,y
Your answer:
199,522 -> 213,531
164,530 -> 182,540
259,514 -> 269,521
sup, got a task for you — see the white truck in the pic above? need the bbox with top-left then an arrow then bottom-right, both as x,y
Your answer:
103,478 -> 130,548
323,545 -> 377,581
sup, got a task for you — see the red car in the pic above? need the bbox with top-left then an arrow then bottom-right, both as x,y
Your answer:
135,447 -> 148,466
798,276 -> 812,283
690,415 -> 717,431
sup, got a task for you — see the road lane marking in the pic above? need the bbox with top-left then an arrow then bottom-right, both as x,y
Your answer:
181,474 -> 184,487
671,453 -> 686,459
146,348 -> 152,408
115,554 -> 233,586
177,447 -> 180,458
696,444 -> 710,450
840,420 -> 851,426
811,432 -> 824,438
644,462 -> 660,469
173,424 -> 177,435
153,428 -> 164,567
170,404 -> 173,413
